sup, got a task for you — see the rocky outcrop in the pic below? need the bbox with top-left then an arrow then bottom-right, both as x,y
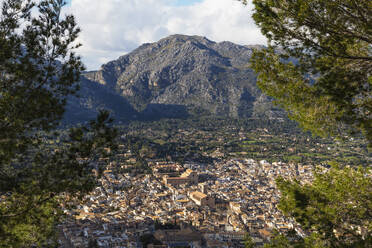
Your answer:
65,34 -> 283,123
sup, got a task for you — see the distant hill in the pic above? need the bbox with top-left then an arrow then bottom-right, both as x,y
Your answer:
65,34 -> 285,123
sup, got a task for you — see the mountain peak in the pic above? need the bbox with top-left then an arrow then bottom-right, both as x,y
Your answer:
160,34 -> 215,44
66,35 -> 282,123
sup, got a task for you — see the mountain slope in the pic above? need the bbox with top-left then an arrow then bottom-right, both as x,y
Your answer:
65,34 -> 283,122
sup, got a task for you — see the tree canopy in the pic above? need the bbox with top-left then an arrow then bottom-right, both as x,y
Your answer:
245,0 -> 372,247
276,165 -> 371,247
0,0 -> 116,246
248,0 -> 371,146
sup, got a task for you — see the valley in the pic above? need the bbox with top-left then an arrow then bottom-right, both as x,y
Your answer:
58,118 -> 370,247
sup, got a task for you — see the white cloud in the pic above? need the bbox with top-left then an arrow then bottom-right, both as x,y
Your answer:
66,0 -> 266,70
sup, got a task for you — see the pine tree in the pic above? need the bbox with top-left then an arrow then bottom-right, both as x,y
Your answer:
245,0 -> 372,246
249,0 -> 371,147
0,0 -> 117,246
276,165 -> 371,247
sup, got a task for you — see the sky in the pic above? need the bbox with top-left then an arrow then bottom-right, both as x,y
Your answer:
65,0 -> 204,7
173,0 -> 203,6
63,0 -> 266,70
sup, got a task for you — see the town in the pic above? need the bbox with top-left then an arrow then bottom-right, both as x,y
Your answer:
60,153 -> 314,247
58,119 -> 370,248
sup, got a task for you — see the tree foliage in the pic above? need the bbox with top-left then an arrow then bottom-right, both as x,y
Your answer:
245,0 -> 372,247
244,233 -> 255,248
0,0 -> 117,246
248,0 -> 371,146
275,165 -> 371,247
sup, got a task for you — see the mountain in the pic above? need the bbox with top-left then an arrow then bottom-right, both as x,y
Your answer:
65,34 -> 284,123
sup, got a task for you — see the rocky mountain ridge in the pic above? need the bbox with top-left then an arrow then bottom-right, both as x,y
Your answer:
65,34 -> 283,123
